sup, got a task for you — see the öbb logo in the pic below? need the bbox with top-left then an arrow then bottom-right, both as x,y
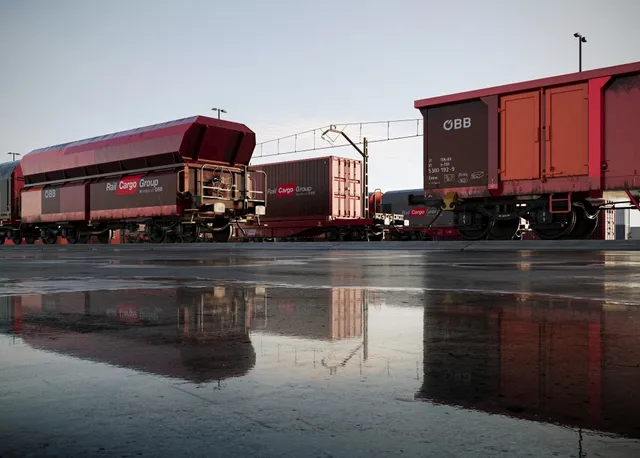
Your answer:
443,117 -> 471,131
275,184 -> 296,197
409,208 -> 427,217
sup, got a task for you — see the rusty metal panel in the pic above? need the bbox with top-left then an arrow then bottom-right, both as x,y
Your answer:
381,189 -> 454,227
423,100 -> 489,189
89,171 -> 178,220
603,72 -> 640,190
499,91 -> 541,181
545,83 -> 589,177
252,156 -> 362,220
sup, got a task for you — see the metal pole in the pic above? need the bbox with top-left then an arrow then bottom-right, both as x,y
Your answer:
7,152 -> 21,161
363,138 -> 369,219
574,33 -> 586,72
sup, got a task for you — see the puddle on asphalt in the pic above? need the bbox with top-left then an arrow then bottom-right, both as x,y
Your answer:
2,286 -> 640,456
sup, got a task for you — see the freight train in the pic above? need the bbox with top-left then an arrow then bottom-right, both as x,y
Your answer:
410,60 -> 640,241
235,156 -> 407,242
0,116 -> 267,245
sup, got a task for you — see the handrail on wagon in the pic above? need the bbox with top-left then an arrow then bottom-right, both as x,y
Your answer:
200,164 -> 237,201
246,169 -> 267,204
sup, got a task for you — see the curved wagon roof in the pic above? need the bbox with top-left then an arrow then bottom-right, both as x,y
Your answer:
21,115 -> 256,183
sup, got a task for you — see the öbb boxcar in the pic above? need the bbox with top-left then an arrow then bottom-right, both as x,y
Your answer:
411,60 -> 640,241
1,115 -> 266,245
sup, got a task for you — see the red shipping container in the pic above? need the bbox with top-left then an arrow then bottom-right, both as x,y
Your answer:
252,156 -> 362,220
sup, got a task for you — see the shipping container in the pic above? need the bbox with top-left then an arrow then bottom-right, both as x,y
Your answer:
238,156 -> 405,241
89,171 -> 179,220
6,286 -> 261,383
253,156 -> 362,220
413,60 -> 640,241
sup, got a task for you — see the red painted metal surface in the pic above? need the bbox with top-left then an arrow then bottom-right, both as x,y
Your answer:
603,72 -> 640,190
368,191 -> 384,215
415,61 -> 640,199
415,61 -> 640,109
252,156 -> 362,220
20,116 -> 256,184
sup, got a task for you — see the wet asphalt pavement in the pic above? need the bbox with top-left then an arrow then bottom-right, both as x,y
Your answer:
1,243 -> 640,457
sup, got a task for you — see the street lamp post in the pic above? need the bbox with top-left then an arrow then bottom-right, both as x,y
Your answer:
7,152 -> 21,161
573,32 -> 587,71
211,107 -> 227,119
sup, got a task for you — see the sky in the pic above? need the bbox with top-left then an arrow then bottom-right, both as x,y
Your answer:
1,0 -> 639,223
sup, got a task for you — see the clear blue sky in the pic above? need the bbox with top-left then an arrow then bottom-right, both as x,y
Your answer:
1,0 -> 639,221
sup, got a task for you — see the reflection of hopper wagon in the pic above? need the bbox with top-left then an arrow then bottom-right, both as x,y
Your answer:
4,286 -> 259,383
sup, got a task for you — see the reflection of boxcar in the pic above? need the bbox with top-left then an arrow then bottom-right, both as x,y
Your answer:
412,60 -> 640,241
416,292 -> 640,439
6,286 -> 259,383
251,287 -> 364,341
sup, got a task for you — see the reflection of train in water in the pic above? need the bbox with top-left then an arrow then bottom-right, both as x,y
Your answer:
416,291 -> 640,439
0,287 -> 264,383
0,284 -> 372,379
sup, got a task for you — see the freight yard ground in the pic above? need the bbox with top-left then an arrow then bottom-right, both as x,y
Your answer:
2,245 -> 640,457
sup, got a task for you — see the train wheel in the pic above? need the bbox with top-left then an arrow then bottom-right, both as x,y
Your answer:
369,232 -> 384,242
180,225 -> 199,243
11,233 -> 22,245
487,219 -> 520,240
97,231 -> 112,244
213,225 -> 231,243
455,212 -> 494,241
147,225 -> 166,244
24,236 -> 37,245
565,202 -> 599,239
41,229 -> 57,244
531,208 -> 577,240
0,235 -> 5,245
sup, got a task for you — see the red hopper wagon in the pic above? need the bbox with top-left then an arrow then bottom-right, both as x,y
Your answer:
6,115 -> 265,245
411,60 -> 640,241
236,156 -> 406,241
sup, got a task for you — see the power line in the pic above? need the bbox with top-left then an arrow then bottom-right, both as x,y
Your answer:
254,118 -> 423,159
